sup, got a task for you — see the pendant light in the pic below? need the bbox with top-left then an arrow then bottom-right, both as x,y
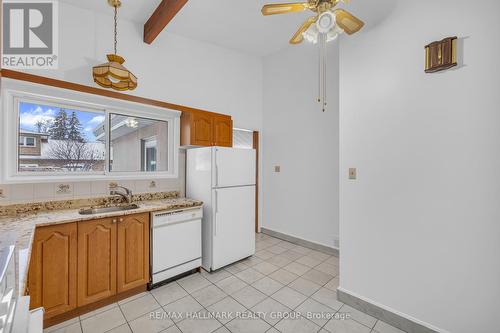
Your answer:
92,0 -> 137,91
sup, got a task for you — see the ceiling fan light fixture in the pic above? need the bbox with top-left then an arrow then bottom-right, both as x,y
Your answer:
302,14 -> 342,44
317,11 -> 335,33
261,0 -> 364,112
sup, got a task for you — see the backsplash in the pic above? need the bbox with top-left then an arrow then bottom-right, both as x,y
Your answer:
0,178 -> 185,206
0,151 -> 187,205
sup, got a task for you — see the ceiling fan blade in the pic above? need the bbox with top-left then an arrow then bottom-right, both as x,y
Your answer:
290,16 -> 318,44
261,2 -> 309,16
334,9 -> 364,35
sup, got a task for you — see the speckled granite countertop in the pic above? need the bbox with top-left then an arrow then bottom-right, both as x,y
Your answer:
0,193 -> 203,295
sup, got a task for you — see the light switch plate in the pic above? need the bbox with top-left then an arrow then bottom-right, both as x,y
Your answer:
274,166 -> 281,173
349,168 -> 357,180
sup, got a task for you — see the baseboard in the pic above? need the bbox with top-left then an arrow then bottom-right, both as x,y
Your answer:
44,285 -> 147,328
260,227 -> 339,257
337,288 -> 447,333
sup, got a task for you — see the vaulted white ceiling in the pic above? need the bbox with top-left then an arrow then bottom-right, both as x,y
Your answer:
61,0 -> 397,57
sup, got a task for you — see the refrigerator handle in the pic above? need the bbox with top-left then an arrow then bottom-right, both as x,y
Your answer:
215,164 -> 219,187
214,148 -> 219,187
214,190 -> 218,236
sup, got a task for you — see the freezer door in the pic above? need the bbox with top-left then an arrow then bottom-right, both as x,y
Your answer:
212,186 -> 255,270
213,147 -> 256,188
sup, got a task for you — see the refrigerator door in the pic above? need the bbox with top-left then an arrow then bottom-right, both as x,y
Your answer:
212,186 -> 255,270
213,147 -> 256,188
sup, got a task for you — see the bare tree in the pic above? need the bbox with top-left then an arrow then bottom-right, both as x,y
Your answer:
47,140 -> 101,171
35,119 -> 52,134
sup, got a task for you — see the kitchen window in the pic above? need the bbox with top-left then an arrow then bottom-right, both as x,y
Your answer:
17,101 -> 106,173
108,113 -> 166,173
1,79 -> 180,183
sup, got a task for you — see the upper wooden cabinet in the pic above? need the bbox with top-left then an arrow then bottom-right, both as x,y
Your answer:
28,223 -> 77,319
77,217 -> 117,307
213,115 -> 233,148
181,111 -> 233,147
117,213 -> 150,293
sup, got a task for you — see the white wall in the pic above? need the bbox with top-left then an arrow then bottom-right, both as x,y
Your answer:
262,42 -> 339,249
24,1 -> 263,131
339,1 -> 500,332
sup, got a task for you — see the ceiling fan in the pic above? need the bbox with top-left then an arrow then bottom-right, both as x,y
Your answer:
261,0 -> 364,44
261,0 -> 364,111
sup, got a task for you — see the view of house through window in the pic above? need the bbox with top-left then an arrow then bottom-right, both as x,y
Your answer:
18,101 -> 106,173
108,114 -> 168,173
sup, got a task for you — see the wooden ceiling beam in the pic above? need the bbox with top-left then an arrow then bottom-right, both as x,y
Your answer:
143,0 -> 188,44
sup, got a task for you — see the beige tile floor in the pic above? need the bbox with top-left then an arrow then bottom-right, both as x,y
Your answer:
44,234 -> 406,333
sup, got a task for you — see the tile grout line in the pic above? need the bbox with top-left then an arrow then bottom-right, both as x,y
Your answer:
216,239 -> 339,333
259,236 -> 378,333
114,299 -> 135,333
170,274 -> 228,333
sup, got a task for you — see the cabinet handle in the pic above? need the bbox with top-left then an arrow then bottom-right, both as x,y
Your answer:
119,218 -> 123,222
112,219 -> 117,224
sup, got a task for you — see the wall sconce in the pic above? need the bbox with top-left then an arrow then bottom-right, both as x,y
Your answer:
425,36 -> 457,73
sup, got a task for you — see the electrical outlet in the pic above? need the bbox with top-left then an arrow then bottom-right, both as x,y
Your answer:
57,184 -> 71,194
349,168 -> 357,180
0,189 -> 4,198
274,166 -> 281,173
149,181 -> 157,188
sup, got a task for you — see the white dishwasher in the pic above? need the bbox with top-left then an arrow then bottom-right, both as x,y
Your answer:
150,207 -> 203,287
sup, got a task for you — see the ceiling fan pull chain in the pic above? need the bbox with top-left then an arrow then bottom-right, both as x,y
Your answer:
323,33 -> 327,112
318,37 -> 322,104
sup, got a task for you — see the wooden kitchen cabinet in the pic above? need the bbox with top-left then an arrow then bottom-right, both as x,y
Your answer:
28,223 -> 77,319
213,115 -> 233,147
28,212 -> 150,323
117,213 -> 150,293
181,111 -> 233,147
77,217 -> 117,306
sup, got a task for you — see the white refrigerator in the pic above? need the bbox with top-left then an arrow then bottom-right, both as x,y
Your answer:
187,147 -> 256,271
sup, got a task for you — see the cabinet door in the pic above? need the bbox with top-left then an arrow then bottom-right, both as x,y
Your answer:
28,223 -> 77,319
191,113 -> 214,146
78,218 -> 117,306
117,213 -> 150,293
213,116 -> 233,147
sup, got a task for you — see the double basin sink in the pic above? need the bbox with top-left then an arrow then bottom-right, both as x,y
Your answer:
79,204 -> 139,215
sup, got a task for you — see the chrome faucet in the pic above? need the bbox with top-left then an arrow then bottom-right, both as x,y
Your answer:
110,186 -> 133,204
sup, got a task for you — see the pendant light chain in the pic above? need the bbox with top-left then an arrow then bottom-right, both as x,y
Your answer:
114,5 -> 118,55
92,0 -> 137,91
